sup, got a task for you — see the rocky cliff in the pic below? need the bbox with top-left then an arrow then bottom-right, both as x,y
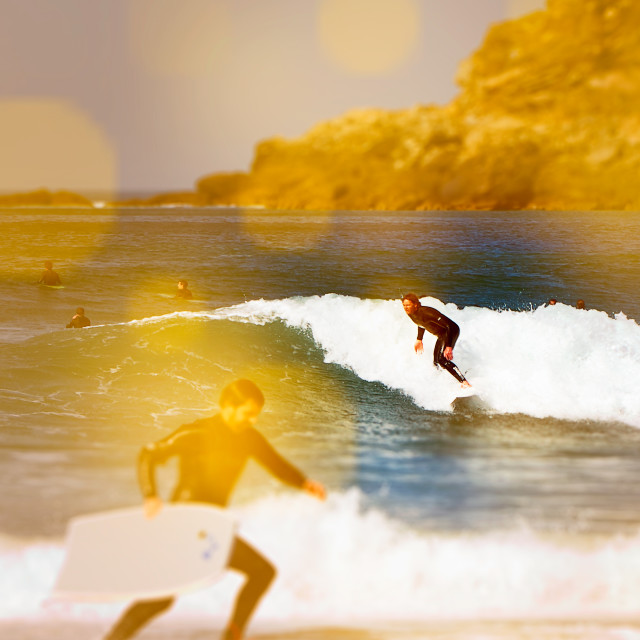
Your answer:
3,0 -> 638,212
195,0 -> 640,211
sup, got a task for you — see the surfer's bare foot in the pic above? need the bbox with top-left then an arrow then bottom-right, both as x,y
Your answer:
461,380 -> 472,389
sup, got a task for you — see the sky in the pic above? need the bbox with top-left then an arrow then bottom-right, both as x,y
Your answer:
0,0 -> 545,196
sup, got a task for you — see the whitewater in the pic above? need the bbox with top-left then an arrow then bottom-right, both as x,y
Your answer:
5,490 -> 640,625
129,294 -> 640,427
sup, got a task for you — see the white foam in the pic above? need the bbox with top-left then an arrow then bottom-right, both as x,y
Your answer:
104,295 -> 640,425
4,490 -> 640,624
210,295 -> 640,426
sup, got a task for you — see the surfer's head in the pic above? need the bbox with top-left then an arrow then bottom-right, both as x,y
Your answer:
178,280 -> 188,289
220,379 -> 265,432
76,307 -> 85,316
402,292 -> 421,315
44,260 -> 53,270
576,299 -> 585,309
548,298 -> 557,305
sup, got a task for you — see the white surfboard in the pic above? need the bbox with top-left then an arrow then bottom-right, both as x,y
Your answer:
51,503 -> 236,602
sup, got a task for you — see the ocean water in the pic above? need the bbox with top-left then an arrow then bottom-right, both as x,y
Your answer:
2,208 -> 640,639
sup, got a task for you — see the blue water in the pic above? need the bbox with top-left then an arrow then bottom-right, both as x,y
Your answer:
2,208 -> 640,629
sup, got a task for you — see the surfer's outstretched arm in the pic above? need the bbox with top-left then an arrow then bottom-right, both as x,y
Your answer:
250,430 -> 326,499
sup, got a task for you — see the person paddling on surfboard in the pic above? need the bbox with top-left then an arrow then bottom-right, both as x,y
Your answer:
38,260 -> 61,286
402,293 -> 471,389
102,379 -> 326,640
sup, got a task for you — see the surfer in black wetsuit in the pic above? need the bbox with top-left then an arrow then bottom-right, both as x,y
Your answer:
66,307 -> 90,328
402,293 -> 471,388
38,260 -> 61,286
103,379 -> 326,640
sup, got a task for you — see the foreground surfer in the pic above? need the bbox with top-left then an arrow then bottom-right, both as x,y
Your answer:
103,379 -> 326,640
402,293 -> 471,388
38,260 -> 61,286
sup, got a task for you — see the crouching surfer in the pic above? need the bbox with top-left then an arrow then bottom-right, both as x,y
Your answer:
402,293 -> 471,389
102,379 -> 326,640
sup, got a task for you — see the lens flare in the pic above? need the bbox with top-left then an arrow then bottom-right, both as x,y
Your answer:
128,0 -> 232,76
318,0 -> 420,75
0,99 -> 116,195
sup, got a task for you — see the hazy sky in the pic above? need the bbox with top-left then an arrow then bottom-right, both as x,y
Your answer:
0,0 -> 545,195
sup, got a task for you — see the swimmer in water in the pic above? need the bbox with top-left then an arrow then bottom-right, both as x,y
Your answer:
38,261 -> 61,286
66,307 -> 90,328
175,280 -> 193,300
402,293 -> 471,389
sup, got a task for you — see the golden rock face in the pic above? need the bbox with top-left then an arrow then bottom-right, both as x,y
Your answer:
0,189 -> 93,208
196,0 -> 640,211
4,0 -> 638,211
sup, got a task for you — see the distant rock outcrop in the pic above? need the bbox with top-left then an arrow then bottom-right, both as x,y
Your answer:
0,189 -> 93,207
195,0 -> 640,211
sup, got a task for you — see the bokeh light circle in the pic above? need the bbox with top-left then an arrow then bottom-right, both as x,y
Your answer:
0,99 -> 116,194
318,0 -> 420,75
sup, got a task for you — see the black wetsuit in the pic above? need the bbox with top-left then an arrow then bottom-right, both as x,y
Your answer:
66,316 -> 90,328
104,415 -> 306,640
138,414 -> 307,504
408,306 -> 467,384
39,269 -> 61,286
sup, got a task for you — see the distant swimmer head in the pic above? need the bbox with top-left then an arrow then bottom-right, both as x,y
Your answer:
220,379 -> 265,432
44,260 -> 53,269
402,292 -> 421,315
76,307 -> 85,315
178,280 -> 188,289
548,298 -> 557,305
576,299 -> 585,309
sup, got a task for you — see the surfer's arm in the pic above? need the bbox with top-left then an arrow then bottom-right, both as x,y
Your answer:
137,429 -> 199,498
250,430 -> 308,489
302,478 -> 326,500
138,444 -> 163,499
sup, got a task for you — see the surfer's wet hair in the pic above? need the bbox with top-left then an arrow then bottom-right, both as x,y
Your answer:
402,292 -> 421,306
219,379 -> 265,408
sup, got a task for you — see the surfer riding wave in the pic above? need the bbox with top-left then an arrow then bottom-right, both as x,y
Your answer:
402,293 -> 471,388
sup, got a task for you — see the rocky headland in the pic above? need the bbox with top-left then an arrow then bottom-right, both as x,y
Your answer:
3,0 -> 639,212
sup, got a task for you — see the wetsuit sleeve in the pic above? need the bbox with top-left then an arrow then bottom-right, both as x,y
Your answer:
416,326 -> 425,340
137,426 -> 203,499
416,307 -> 459,348
249,430 -> 306,489
437,315 -> 457,348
